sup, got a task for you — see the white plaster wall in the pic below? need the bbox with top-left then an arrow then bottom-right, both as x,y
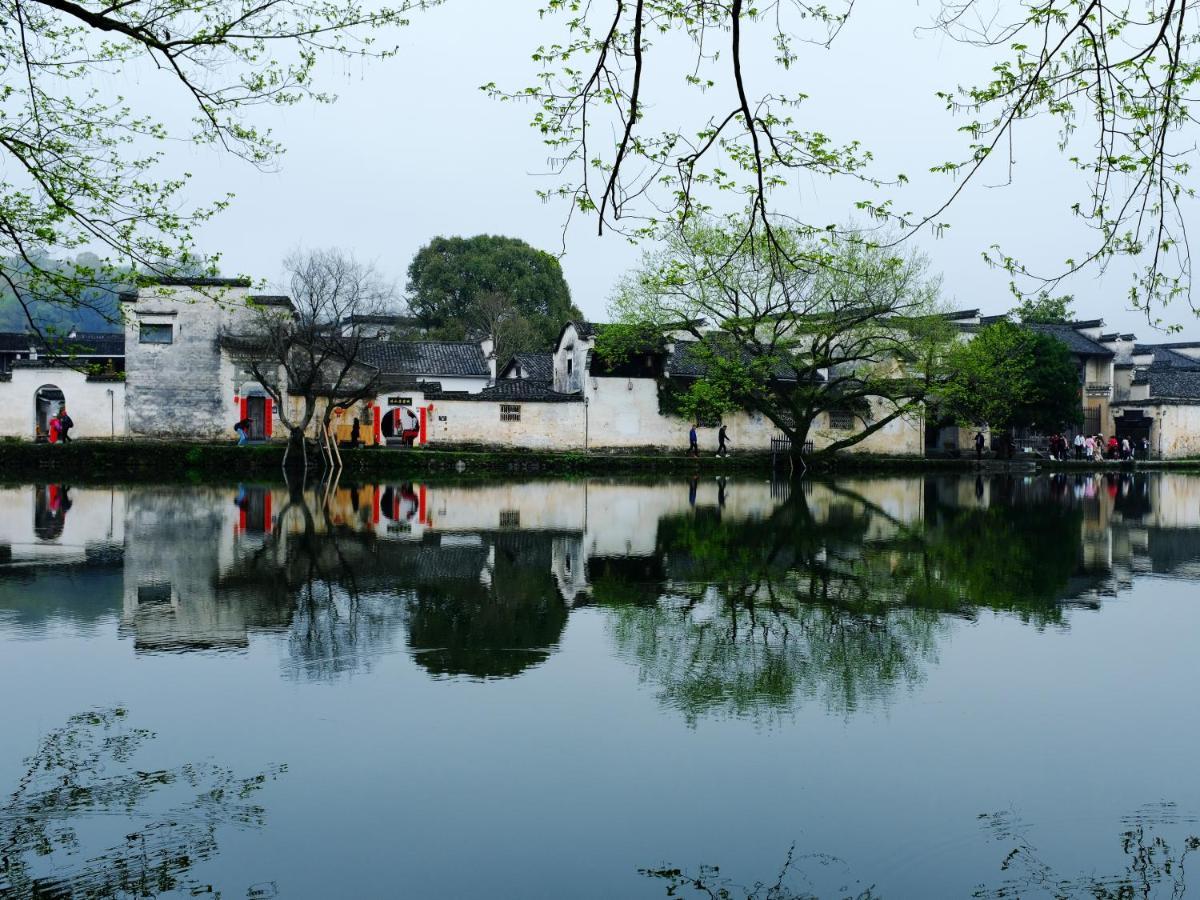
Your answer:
1155,405 -> 1200,459
0,368 -> 126,440
553,324 -> 589,394
424,396 -> 587,449
808,398 -> 925,456
123,285 -> 263,439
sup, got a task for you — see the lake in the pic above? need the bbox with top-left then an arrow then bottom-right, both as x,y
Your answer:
1,473 -> 1198,899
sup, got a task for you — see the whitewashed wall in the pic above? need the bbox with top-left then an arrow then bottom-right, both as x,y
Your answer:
426,396 -> 587,449
0,367 -> 126,440
123,284 -> 262,439
1153,404 -> 1200,459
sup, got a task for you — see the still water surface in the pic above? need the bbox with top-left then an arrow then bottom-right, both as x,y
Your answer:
1,474 -> 1198,898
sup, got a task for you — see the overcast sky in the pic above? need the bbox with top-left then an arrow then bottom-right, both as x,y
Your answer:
178,0 -> 1200,341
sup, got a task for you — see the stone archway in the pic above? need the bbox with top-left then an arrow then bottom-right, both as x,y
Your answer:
34,385 -> 65,442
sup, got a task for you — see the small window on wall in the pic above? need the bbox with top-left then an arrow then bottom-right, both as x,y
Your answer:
828,409 -> 855,430
499,510 -> 520,529
139,323 -> 173,344
567,358 -> 574,375
501,404 -> 521,422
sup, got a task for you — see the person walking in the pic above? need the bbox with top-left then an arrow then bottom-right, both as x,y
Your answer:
1140,435 -> 1150,460
1085,434 -> 1095,460
1074,432 -> 1084,459
349,417 -> 362,449
717,424 -> 729,458
1121,437 -> 1132,460
55,408 -> 74,443
47,414 -> 61,444
688,424 -> 699,458
234,416 -> 251,446
974,430 -> 986,461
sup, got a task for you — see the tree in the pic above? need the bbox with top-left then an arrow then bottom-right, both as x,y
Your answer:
222,248 -> 398,462
1016,291 -> 1075,325
464,291 -> 541,368
603,220 -> 954,458
405,235 -> 580,347
940,321 -> 1084,437
0,0 -> 427,333
493,1 -> 1200,316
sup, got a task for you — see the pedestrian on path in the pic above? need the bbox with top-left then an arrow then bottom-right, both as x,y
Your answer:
717,424 -> 729,457
688,425 -> 699,458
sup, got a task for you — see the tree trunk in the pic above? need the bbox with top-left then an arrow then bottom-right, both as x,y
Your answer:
284,429 -> 308,469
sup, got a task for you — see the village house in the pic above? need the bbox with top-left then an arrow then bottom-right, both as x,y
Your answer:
2,277 -> 1199,457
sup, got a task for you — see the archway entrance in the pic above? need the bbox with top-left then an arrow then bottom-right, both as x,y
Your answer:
380,407 -> 420,446
34,385 -> 64,442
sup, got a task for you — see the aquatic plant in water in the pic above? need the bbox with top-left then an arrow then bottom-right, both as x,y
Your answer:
0,708 -> 285,898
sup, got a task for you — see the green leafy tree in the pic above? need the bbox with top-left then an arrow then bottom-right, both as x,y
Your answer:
940,321 -> 1084,435
405,235 -> 580,348
0,0 -> 430,334
494,1 -> 1200,316
1016,291 -> 1075,325
602,220 -> 955,458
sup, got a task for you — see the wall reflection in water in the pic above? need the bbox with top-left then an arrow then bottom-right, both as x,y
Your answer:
2,472 -> 1199,718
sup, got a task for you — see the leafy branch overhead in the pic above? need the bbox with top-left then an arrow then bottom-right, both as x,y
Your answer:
491,1 -> 1200,317
0,0 -> 435,332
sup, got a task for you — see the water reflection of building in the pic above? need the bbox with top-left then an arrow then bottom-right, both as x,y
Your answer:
0,486 -> 125,628
5,475 -> 1200,680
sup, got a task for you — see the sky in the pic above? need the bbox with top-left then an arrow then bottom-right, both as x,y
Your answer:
168,0 -> 1200,341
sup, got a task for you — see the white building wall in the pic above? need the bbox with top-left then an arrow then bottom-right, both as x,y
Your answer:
1154,405 -> 1200,459
424,396 -> 587,450
0,367 -> 126,440
123,283 -> 263,439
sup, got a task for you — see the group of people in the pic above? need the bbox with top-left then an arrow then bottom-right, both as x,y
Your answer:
1048,432 -> 1149,461
44,408 -> 73,444
688,424 -> 731,457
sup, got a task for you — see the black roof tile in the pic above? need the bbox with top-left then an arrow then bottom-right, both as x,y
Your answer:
501,352 -> 554,381
1024,323 -> 1114,356
360,340 -> 489,378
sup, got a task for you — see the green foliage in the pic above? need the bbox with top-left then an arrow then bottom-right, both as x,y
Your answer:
940,321 -> 1084,432
405,235 -> 579,349
1015,291 -> 1074,325
1,0 -> 429,326
493,1 -> 1200,315
609,219 -> 952,455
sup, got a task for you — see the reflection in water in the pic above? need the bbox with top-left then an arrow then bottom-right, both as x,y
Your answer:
2,472 -> 1199,708
642,844 -> 879,899
645,806 -> 1199,899
0,708 -> 283,899
974,804 -> 1199,899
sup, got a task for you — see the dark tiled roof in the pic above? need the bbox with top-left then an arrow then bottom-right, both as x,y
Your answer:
501,352 -> 554,381
939,308 -> 980,320
1024,323 -> 1114,356
573,321 -> 605,339
979,314 -> 1009,325
665,339 -> 807,382
1133,344 -> 1200,369
1134,368 -> 1200,400
0,331 -> 124,355
360,340 -> 489,378
0,333 -> 33,352
1069,318 -> 1105,329
143,276 -> 252,287
249,295 -> 292,308
375,377 -> 443,392
428,380 -> 582,403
